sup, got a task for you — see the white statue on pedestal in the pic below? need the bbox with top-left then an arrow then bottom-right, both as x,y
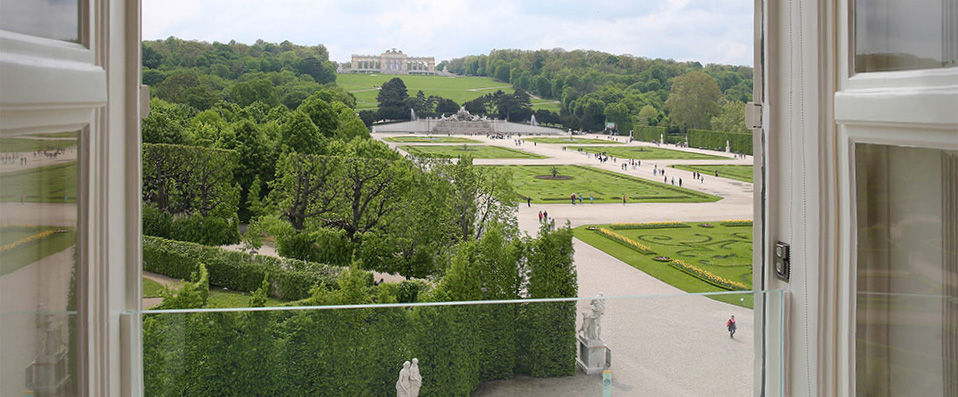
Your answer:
579,293 -> 606,341
396,358 -> 421,397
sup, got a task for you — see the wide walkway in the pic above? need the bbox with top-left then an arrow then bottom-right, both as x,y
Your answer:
378,132 -> 756,396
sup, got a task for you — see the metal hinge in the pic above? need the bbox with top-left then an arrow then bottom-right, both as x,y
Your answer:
745,102 -> 763,130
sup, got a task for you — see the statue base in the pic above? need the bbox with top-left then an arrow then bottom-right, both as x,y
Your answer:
576,334 -> 611,375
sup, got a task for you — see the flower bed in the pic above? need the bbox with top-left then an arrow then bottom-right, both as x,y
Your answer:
669,259 -> 748,290
594,227 -> 655,254
0,229 -> 62,252
608,221 -> 691,230
720,220 -> 753,227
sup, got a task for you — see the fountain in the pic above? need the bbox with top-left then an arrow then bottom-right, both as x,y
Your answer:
530,114 -> 538,126
410,108 -> 417,121
725,140 -> 731,153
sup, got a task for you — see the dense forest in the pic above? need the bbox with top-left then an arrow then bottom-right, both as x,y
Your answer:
442,49 -> 753,133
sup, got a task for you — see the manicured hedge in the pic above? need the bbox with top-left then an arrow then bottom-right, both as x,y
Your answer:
687,129 -> 753,155
142,236 -> 346,300
632,125 -> 666,142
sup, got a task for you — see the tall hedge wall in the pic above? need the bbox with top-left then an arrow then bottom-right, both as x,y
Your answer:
687,129 -> 753,155
142,236 -> 346,300
632,125 -> 666,142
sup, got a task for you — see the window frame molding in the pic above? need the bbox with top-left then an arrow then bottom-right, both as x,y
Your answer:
835,1 -> 958,395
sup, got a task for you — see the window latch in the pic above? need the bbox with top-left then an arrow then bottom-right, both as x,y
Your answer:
745,102 -> 763,130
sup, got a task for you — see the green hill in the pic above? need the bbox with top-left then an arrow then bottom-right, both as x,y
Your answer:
337,73 -> 558,111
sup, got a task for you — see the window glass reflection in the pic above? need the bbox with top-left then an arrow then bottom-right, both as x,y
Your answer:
855,0 -> 958,72
854,144 -> 957,396
0,0 -> 79,42
0,130 -> 79,396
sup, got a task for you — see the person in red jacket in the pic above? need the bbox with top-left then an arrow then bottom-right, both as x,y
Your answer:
727,315 -> 737,338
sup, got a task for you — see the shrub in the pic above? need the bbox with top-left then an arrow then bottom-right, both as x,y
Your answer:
142,236 -> 345,300
142,204 -> 172,238
169,213 -> 240,246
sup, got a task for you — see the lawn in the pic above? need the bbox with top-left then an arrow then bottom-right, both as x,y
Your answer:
1,137 -> 76,153
671,165 -> 754,183
337,73 -> 514,111
573,221 -> 754,308
1,226 -> 76,275
565,145 -> 726,160
525,137 -> 623,145
399,145 -> 545,159
530,100 -> 561,112
491,165 -> 720,203
142,277 -> 284,307
0,161 -> 78,203
383,135 -> 480,143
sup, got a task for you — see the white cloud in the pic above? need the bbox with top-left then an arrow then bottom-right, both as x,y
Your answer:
143,0 -> 753,66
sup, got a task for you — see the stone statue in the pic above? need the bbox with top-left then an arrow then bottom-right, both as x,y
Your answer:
578,293 -> 606,341
409,358 -> 422,396
396,360 -> 412,397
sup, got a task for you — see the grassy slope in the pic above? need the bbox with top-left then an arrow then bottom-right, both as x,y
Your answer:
492,164 -> 720,203
525,137 -> 623,145
384,136 -> 480,143
566,145 -> 726,160
671,165 -> 754,183
337,73 -> 513,110
0,162 -> 78,203
337,73 -> 559,112
573,224 -> 754,308
399,145 -> 545,159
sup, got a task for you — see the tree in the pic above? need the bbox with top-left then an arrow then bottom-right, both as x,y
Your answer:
142,98 -> 191,144
228,78 -> 279,107
635,104 -> 659,127
298,94 -> 339,137
295,56 -> 336,84
279,110 -> 325,154
664,71 -> 722,130
603,102 -> 631,133
271,153 -> 339,230
710,100 -> 748,133
376,77 -> 409,120
439,157 -> 518,242
435,98 -> 459,115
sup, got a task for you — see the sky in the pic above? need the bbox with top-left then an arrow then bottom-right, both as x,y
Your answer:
143,0 -> 753,66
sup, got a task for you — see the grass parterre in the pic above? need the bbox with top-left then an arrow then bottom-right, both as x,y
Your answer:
565,145 -> 727,160
399,144 -> 545,159
574,221 -> 753,307
491,164 -> 720,203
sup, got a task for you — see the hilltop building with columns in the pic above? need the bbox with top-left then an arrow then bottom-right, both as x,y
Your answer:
344,48 -> 437,75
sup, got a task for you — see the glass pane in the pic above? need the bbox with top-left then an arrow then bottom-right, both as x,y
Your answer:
0,0 -> 80,42
0,130 -> 80,396
140,291 -> 784,396
854,0 -> 958,72
854,144 -> 958,396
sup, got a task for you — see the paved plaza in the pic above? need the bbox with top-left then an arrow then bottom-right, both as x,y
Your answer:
380,132 -> 756,396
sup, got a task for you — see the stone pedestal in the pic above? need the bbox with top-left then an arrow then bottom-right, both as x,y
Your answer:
576,335 -> 611,375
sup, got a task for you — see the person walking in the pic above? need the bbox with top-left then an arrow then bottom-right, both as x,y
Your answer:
538,211 -> 543,224
571,193 -> 576,205
727,315 -> 737,338
577,194 -> 583,204
622,194 -> 627,205
527,197 -> 531,207
589,193 -> 594,204
679,178 -> 682,187
543,210 -> 548,223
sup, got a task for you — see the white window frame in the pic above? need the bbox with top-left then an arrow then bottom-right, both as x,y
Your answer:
1,1 -> 143,395
834,0 -> 958,395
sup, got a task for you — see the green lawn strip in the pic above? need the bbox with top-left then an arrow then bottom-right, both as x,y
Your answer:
0,228 -> 76,275
141,277 -> 285,307
531,102 -> 561,112
565,145 -> 726,160
142,278 -> 166,298
573,224 -> 753,309
0,162 -> 78,203
490,164 -> 719,203
671,164 -> 754,183
337,73 -> 514,111
384,136 -> 480,143
399,145 -> 545,159
525,137 -> 623,145
0,138 -> 76,153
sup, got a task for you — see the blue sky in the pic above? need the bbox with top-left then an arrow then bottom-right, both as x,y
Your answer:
143,0 -> 753,66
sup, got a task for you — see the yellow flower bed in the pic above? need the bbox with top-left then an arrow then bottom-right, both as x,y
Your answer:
0,229 -> 59,252
608,221 -> 690,230
595,227 -> 655,254
670,259 -> 748,291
